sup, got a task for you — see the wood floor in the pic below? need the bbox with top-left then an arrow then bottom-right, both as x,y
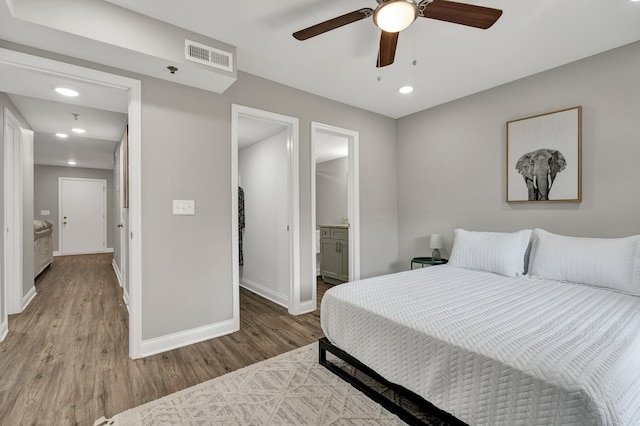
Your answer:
0,254 -> 333,425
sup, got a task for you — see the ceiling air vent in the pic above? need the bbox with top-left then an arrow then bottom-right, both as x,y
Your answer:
185,39 -> 233,72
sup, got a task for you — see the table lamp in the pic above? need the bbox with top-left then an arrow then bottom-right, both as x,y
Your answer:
430,234 -> 443,262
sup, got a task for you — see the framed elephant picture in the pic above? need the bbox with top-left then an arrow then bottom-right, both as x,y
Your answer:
506,106 -> 582,202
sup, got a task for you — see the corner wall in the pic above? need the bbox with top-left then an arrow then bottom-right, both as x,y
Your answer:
396,41 -> 640,269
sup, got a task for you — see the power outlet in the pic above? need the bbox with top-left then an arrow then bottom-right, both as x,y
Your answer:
173,200 -> 195,215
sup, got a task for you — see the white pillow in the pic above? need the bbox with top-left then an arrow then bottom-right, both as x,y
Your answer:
528,229 -> 640,296
448,229 -> 532,277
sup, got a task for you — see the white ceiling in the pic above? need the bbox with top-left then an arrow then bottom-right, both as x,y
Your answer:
1,0 -> 638,171
104,0 -> 640,118
238,116 -> 347,163
0,53 -> 128,170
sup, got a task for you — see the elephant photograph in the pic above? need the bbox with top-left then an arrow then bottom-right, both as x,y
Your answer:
506,106 -> 581,202
515,149 -> 566,201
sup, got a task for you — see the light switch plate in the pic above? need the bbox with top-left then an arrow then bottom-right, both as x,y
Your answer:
40,210 -> 50,216
173,200 -> 195,215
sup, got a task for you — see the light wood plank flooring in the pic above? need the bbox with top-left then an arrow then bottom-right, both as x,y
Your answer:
0,254 -> 332,425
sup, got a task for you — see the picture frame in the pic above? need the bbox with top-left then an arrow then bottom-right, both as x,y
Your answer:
506,106 -> 582,203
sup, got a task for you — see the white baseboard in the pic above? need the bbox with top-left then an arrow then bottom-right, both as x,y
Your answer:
22,286 -> 37,310
122,288 -> 130,312
141,319 -> 236,358
54,248 -> 113,257
297,299 -> 316,315
111,260 -> 129,311
112,259 -> 123,287
240,278 -> 288,308
0,320 -> 8,342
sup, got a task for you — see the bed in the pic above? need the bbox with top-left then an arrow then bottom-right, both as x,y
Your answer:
320,228 -> 640,425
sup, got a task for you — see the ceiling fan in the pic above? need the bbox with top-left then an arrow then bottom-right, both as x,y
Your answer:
292,0 -> 502,68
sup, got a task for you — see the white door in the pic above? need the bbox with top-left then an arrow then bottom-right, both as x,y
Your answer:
59,178 -> 107,255
3,108 -> 23,317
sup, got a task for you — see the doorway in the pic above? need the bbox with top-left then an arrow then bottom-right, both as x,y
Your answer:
58,177 -> 107,255
231,104 -> 300,330
311,122 -> 361,293
0,47 -> 143,358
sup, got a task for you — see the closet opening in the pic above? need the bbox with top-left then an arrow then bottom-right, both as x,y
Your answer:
231,105 -> 301,333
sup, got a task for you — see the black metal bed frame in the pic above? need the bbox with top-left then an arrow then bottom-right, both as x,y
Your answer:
318,337 -> 467,426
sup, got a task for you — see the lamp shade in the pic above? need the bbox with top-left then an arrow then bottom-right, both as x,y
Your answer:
430,234 -> 444,249
373,0 -> 418,33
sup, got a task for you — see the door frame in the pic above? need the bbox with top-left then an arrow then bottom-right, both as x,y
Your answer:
311,122 -> 361,296
231,104 -> 301,325
0,47 -> 143,358
58,177 -> 107,255
3,107 -> 24,321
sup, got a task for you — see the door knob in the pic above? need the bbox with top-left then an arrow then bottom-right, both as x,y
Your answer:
117,223 -> 123,228
64,216 -> 68,219
64,222 -> 67,225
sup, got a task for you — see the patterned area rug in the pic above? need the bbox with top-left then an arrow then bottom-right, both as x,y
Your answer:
96,343 -> 407,425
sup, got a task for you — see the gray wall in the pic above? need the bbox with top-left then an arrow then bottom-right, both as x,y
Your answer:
316,156 -> 348,227
34,165 -> 115,252
1,39 -> 397,344
396,41 -> 640,270
140,71 -> 399,339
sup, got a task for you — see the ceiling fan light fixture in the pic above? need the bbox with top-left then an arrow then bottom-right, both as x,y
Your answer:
374,0 -> 418,33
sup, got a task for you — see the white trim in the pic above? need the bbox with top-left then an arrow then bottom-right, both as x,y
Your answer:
231,104 -> 302,325
3,107 -> 24,316
21,285 -> 37,310
54,249 -> 114,256
310,122 -> 361,292
112,258 -> 123,287
141,319 -> 236,358
230,107 -> 240,332
240,278 -> 288,308
297,299 -> 316,315
0,47 -> 143,359
0,320 -> 7,343
112,258 -> 130,311
122,288 -> 130,312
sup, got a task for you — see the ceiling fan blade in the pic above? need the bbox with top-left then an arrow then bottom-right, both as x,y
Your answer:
293,8 -> 374,40
420,0 -> 502,29
376,31 -> 399,68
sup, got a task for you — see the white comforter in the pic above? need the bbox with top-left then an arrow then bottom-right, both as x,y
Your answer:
321,266 -> 640,425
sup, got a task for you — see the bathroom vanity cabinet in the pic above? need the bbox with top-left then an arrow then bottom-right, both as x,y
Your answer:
320,225 -> 349,284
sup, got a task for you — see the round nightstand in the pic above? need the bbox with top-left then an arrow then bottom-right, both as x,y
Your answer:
411,257 -> 448,270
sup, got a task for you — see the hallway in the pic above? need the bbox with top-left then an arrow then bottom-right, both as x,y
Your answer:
0,254 -> 328,425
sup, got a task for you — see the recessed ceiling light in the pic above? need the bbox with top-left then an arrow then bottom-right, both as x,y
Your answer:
55,87 -> 79,97
398,86 -> 414,94
67,160 -> 77,165
56,133 -> 69,138
71,128 -> 86,134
